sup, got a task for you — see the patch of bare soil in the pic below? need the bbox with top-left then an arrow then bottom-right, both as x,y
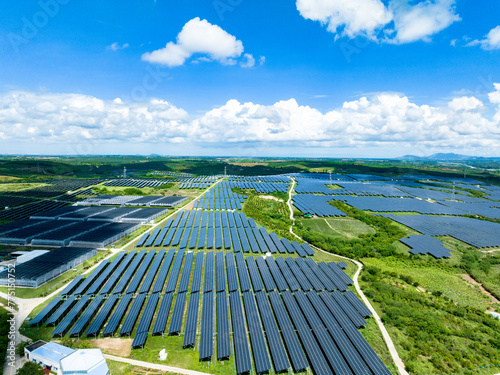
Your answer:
90,338 -> 132,357
258,195 -> 283,202
183,201 -> 195,210
458,274 -> 500,304
229,162 -> 269,167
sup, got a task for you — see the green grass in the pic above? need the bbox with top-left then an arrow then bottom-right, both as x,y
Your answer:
299,216 -> 375,239
362,257 -> 492,310
0,182 -> 47,192
132,336 -> 235,375
0,250 -> 109,298
107,360 -> 167,375
360,266 -> 500,374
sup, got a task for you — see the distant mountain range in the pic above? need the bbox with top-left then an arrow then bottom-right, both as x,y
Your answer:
397,153 -> 500,161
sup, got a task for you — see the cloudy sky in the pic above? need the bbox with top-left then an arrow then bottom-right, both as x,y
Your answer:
1,0 -> 499,157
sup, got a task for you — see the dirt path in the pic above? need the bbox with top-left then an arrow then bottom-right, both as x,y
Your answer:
287,178 -> 409,375
104,354 -> 212,375
459,274 -> 500,304
258,195 -> 283,202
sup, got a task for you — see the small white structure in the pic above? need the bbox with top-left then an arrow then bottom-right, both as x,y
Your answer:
60,349 -> 109,375
159,348 -> 167,361
26,341 -> 75,374
24,341 -> 109,375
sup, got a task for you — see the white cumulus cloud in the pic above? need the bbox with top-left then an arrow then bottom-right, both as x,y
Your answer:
467,25 -> 500,50
142,17 -> 246,67
2,85 -> 500,153
296,0 -> 460,44
296,0 -> 393,39
107,42 -> 130,51
389,0 -> 460,44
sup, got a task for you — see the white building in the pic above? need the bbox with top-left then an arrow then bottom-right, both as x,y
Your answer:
24,341 -> 109,375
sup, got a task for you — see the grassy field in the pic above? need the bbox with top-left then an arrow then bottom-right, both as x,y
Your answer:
107,360 -> 168,375
0,175 -> 20,182
299,216 -> 375,239
359,265 -> 500,374
0,182 -> 47,192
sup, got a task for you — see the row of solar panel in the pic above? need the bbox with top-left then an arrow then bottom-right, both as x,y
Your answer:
136,210 -> 314,256
230,181 -> 288,193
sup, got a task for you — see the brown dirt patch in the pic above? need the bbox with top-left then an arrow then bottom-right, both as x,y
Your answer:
229,162 -> 269,167
90,338 -> 132,356
459,274 -> 500,304
183,201 -> 195,210
258,195 -> 283,202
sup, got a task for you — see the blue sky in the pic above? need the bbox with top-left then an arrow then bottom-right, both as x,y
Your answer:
1,0 -> 500,157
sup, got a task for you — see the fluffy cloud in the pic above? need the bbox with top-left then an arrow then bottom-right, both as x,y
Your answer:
1,85 -> 500,152
389,0 -> 460,44
142,18 -> 251,67
296,0 -> 393,39
467,25 -> 500,50
296,0 -> 460,44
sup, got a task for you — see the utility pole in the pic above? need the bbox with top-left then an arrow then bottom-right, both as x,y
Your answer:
452,182 -> 455,201
123,166 -> 127,178
224,166 -> 227,177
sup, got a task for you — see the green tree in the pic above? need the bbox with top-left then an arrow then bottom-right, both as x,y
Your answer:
16,362 -> 44,375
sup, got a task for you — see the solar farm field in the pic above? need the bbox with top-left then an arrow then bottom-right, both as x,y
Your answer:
28,248 -> 391,375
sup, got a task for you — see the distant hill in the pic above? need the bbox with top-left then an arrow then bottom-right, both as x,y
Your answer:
397,153 -> 495,161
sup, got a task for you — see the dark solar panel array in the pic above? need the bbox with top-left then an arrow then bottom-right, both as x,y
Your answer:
383,214 -> 500,248
400,234 -> 451,258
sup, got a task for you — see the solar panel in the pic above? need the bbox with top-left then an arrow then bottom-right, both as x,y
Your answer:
119,293 -> 147,336
200,290 -> 214,361
190,252 -> 204,293
246,256 -> 264,292
206,226 -> 214,249
52,295 -> 91,337
178,251 -> 194,293
183,292 -> 200,348
235,252 -> 252,292
330,291 -> 366,328
125,250 -> 156,294
58,275 -> 83,297
46,296 -> 77,326
280,238 -> 296,254
69,295 -> 105,337
343,290 -> 373,319
275,257 -> 300,291
112,251 -> 146,295
215,226 -> 223,249
280,290 -> 332,375
245,227 -> 260,253
267,291 -> 308,372
86,251 -> 127,295
222,226 -> 232,249
152,292 -> 174,336
99,251 -> 137,295
226,253 -> 239,292
327,261 -> 353,286
256,257 -> 277,292
29,296 -> 63,326
73,261 -> 108,296
285,257 -> 313,291
230,291 -> 253,375
216,252 -> 226,292
291,241 -> 307,257
204,252 -> 214,293
253,227 -> 269,253
145,228 -> 161,247
136,292 -> 160,335
217,291 -> 231,360
169,292 -> 187,335
317,262 -> 348,292
165,249 -> 185,293
294,291 -> 353,375
230,227 -> 242,252
237,227 -> 251,253
197,226 -> 207,249
242,291 -> 272,374
319,291 -> 391,375
303,258 -> 335,291
86,294 -> 119,337
270,233 -> 287,254
151,249 -> 176,294
265,256 -> 289,292
102,293 -> 133,336
254,291 -> 290,373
